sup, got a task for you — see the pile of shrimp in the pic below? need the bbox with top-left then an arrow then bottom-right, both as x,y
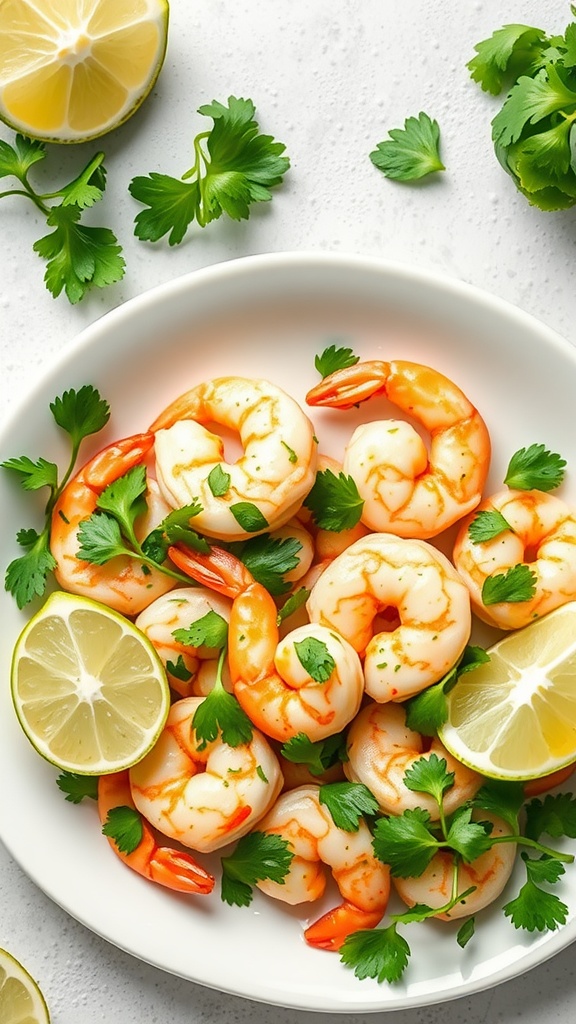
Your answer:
49,360 -> 576,953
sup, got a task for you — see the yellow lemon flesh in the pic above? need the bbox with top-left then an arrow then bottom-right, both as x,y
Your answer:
0,948 -> 50,1024
0,0 -> 169,142
11,590 -> 170,774
439,601 -> 576,780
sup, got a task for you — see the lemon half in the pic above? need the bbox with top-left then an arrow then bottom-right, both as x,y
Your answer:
0,0 -> 169,142
0,948 -> 50,1024
11,590 -> 170,774
439,601 -> 576,781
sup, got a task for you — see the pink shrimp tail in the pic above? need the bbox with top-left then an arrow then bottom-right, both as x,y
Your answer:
304,900 -> 386,951
305,361 -> 390,410
168,543 -> 254,597
81,432 -> 155,490
148,848 -> 215,894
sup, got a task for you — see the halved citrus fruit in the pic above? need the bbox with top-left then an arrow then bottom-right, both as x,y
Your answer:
439,601 -> 576,780
11,590 -> 170,774
0,948 -> 50,1024
0,0 -> 169,142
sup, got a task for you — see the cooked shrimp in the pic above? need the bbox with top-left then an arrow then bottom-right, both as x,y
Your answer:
306,360 -> 491,538
50,433 -> 177,616
344,702 -> 481,818
150,376 -> 318,542
306,532 -> 471,701
129,696 -> 283,853
393,811 -> 517,919
453,489 -> 576,629
135,587 -> 233,697
253,784 -> 390,950
169,544 -> 365,743
98,771 -> 214,894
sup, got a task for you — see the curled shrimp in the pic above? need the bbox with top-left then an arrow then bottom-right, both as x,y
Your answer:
169,544 -> 365,743
50,433 -> 177,616
344,702 -> 481,817
306,532 -> 471,701
453,489 -> 576,629
393,811 -> 517,919
306,359 -> 491,538
129,696 -> 283,853
253,784 -> 390,950
150,376 -> 318,541
98,770 -> 214,894
135,587 -> 233,697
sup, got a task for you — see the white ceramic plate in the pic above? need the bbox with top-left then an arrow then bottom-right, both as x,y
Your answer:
1,252 -> 576,1013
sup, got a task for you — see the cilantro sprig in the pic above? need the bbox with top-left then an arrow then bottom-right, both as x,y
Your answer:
76,469 -> 211,588
504,444 -> 566,492
0,134 -> 124,301
220,831 -> 293,907
129,96 -> 290,244
340,758 -> 575,985
468,13 -> 576,210
314,344 -> 360,379
370,112 -> 445,181
228,533 -> 302,596
280,730 -> 348,776
2,386 -> 110,608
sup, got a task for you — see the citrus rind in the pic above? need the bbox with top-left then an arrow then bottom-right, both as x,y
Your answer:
0,947 -> 50,1024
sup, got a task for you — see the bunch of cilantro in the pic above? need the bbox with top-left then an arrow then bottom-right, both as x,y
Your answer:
468,10 -> 576,210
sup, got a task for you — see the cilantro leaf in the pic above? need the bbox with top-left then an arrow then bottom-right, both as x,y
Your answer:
230,502 -> 269,533
76,513 -> 127,565
482,563 -> 537,605
220,831 -> 293,907
303,468 -> 364,531
207,464 -> 231,497
319,782 -> 379,832
33,204 -> 125,304
49,386 -> 110,449
276,585 -> 310,625
293,635 -> 335,682
0,134 -> 45,178
444,806 -> 494,862
403,753 -> 454,806
492,66 -> 576,149
503,879 -> 568,931
172,609 -> 229,649
4,534 -> 57,609
192,653 -> 253,751
231,533 -> 302,596
370,112 -> 445,181
280,731 -> 348,775
473,779 -> 526,831
524,853 -> 566,886
56,772 -> 99,804
524,792 -> 576,841
95,465 -> 148,534
0,456 -> 58,492
457,917 -> 476,948
372,808 -> 440,878
101,805 -> 143,855
340,923 -> 410,984
467,25 -> 548,95
130,96 -> 289,244
405,646 -> 489,737
130,174 -> 200,245
57,153 -> 107,209
504,444 -> 566,491
166,654 -> 193,682
314,344 -> 359,379
468,509 -> 513,544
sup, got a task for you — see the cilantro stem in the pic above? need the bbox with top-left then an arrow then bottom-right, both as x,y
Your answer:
490,834 -> 575,864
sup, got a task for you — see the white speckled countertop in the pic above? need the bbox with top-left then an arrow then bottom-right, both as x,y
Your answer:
2,1 -> 576,1020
